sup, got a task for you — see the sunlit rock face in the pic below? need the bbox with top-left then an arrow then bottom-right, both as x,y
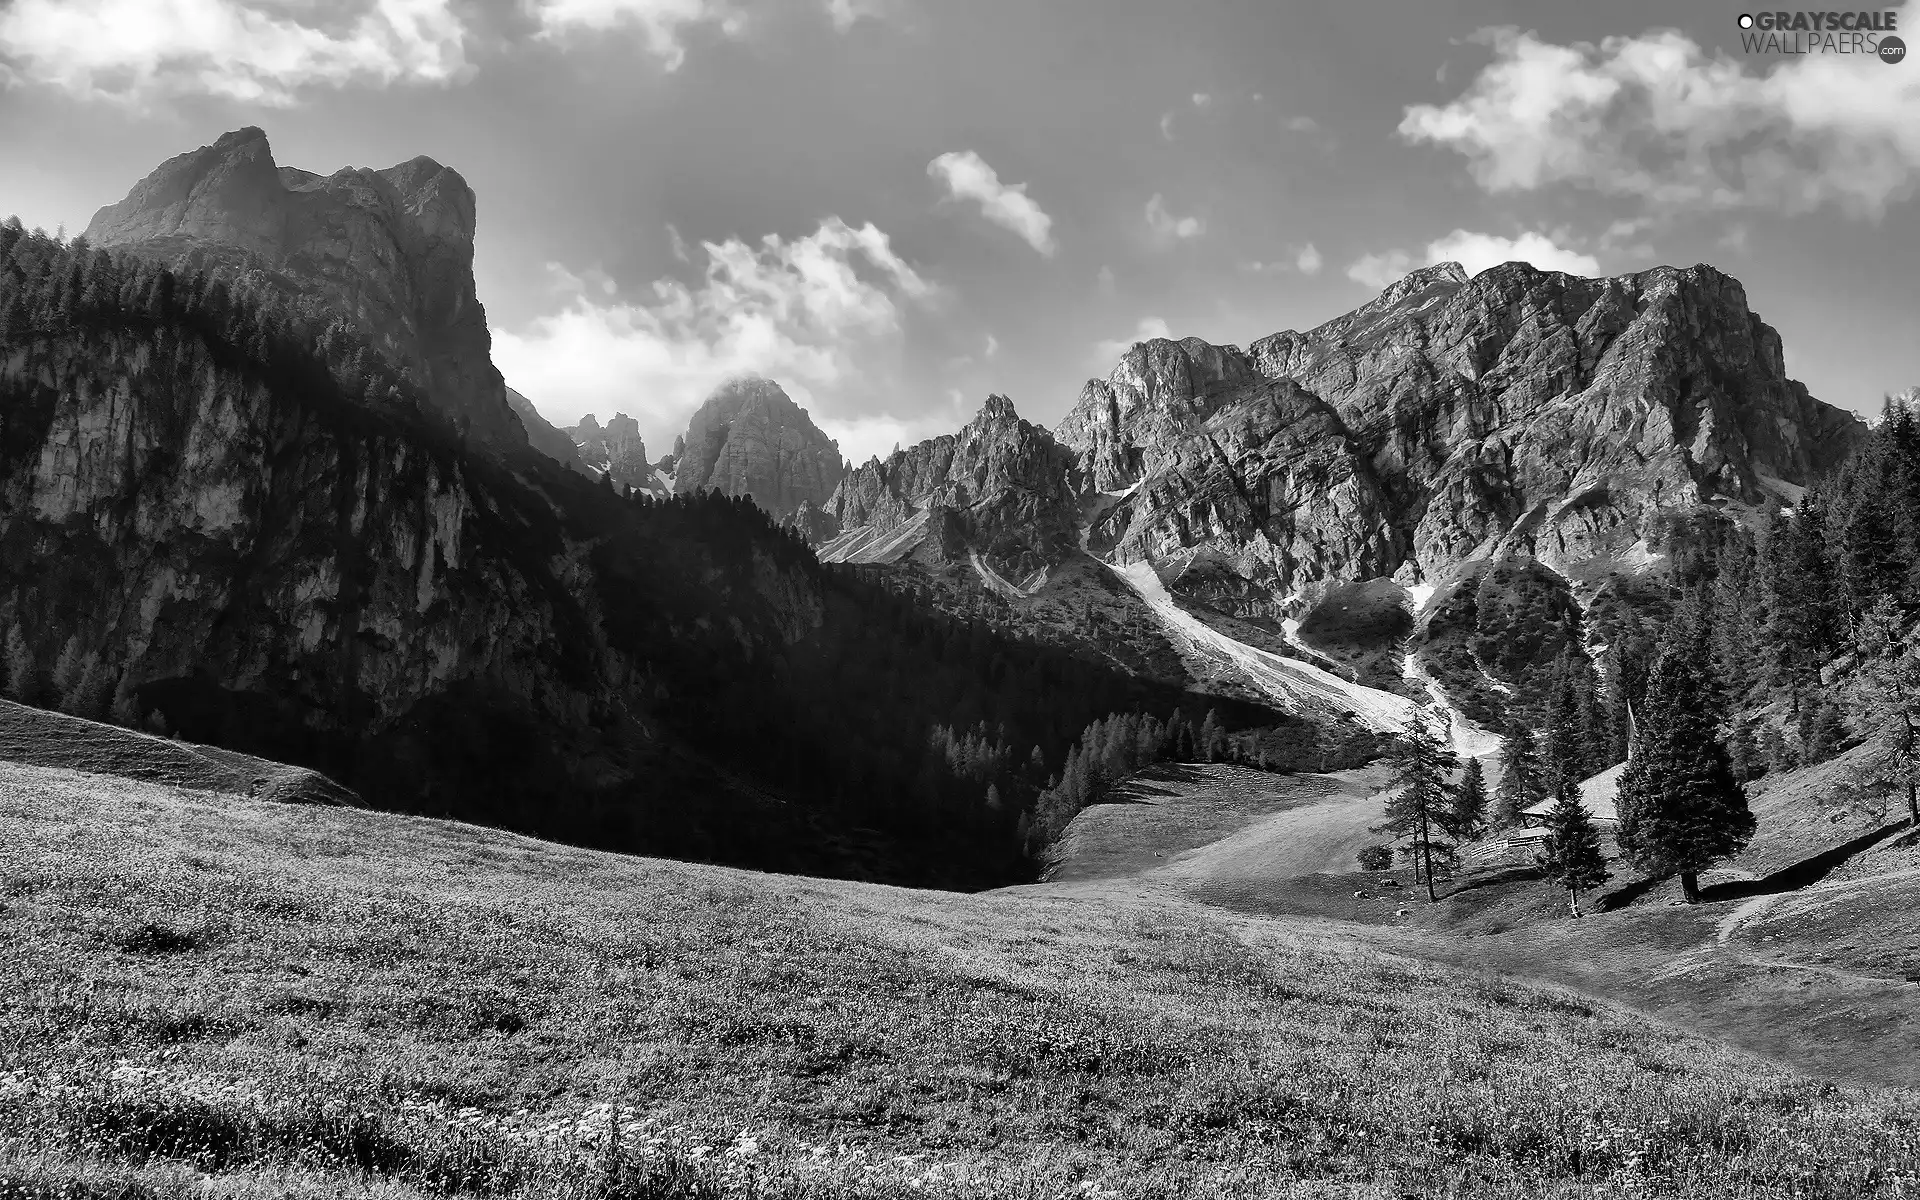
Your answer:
672,377 -> 847,520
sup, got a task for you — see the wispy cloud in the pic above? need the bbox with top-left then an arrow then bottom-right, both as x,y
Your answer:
1400,9 -> 1920,218
1295,243 -> 1323,275
1145,193 -> 1204,242
928,150 -> 1058,256
0,0 -> 470,104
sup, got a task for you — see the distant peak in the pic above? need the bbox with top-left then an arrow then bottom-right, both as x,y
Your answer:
212,126 -> 270,151
976,394 -> 1020,424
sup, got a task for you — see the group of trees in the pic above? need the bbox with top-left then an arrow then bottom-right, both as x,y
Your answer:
1025,709 -> 1233,851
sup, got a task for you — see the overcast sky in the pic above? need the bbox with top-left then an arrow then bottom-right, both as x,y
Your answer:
3,0 -> 1916,463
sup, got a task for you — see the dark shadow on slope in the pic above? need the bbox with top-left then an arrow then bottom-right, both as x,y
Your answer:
1697,818 -> 1915,903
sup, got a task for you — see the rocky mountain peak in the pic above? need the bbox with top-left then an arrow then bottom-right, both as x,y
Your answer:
569,411 -> 652,491
82,128 -> 526,457
671,377 -> 846,519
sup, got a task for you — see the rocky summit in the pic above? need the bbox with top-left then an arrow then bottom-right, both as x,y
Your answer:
570,412 -> 661,493
672,377 -> 846,519
1061,261 -> 1863,613
82,128 -> 531,457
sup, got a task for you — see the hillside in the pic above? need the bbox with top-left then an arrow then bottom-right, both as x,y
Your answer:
1036,757 -> 1920,1090
2,759 -> 1916,1199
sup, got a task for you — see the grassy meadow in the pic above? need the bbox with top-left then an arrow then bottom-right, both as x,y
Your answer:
2,760 -> 1919,1199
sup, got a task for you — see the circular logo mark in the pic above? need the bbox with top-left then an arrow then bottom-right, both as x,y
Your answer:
1881,35 -> 1907,64
1738,13 -> 1755,28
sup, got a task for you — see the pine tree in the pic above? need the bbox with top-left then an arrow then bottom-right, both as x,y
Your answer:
1542,652 -> 1589,791
1537,776 -> 1609,917
1844,593 -> 1920,825
1,625 -> 33,703
1491,722 -> 1544,829
1199,709 -> 1226,763
1375,705 -> 1459,902
1798,700 -> 1847,765
1726,718 -> 1761,783
1615,652 -> 1756,902
1444,758 -> 1489,844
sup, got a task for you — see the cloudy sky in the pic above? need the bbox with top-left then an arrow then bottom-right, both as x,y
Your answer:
3,0 -> 1917,463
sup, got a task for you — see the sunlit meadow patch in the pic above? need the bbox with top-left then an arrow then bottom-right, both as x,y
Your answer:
3,763 -> 1920,1198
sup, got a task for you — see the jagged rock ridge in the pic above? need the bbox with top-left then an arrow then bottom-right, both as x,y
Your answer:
673,377 -> 846,519
812,261 -> 1867,716
83,127 -> 531,456
1057,261 -> 1865,615
570,412 -> 662,493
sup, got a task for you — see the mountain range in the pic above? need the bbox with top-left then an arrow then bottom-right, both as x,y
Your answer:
0,127 -> 1884,884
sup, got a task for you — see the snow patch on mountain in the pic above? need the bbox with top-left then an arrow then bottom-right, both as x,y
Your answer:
1401,651 -> 1504,762
1114,561 -> 1419,736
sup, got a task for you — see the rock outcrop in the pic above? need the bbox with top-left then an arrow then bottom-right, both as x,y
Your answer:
570,412 -> 657,492
819,395 -> 1080,578
672,378 -> 845,519
82,127 -> 530,456
1059,261 -> 1866,614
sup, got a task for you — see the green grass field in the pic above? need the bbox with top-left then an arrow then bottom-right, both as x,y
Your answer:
3,759 -> 1920,1199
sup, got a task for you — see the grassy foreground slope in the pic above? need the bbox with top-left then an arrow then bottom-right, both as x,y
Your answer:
2,763 -> 1918,1199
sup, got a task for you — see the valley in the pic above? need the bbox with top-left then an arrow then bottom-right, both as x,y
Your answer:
1029,761 -> 1920,1091
5,105 -> 1920,1200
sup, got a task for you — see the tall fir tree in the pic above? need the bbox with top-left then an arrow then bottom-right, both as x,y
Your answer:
1375,705 -> 1460,901
1445,757 -> 1489,844
1537,777 -> 1610,917
1491,721 -> 1544,829
1615,652 -> 1756,902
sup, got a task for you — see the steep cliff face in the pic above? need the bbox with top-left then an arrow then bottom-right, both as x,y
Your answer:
507,388 -> 588,473
0,314 -> 850,867
570,412 -> 660,493
673,377 -> 846,518
1059,262 -> 1867,614
83,128 -> 530,456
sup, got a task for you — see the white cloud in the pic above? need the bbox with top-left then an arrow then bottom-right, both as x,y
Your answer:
528,0 -> 874,67
1145,193 -> 1204,242
927,150 -> 1057,256
1400,9 -> 1920,218
984,333 -> 1000,358
1241,243 -> 1324,276
1345,250 -> 1415,290
1345,229 -> 1600,290
1160,111 -> 1177,140
1093,316 -> 1173,362
1192,92 -> 1213,108
494,217 -> 934,458
527,0 -> 743,68
1096,265 -> 1116,295
823,0 -> 885,30
0,0 -> 470,104
1425,230 -> 1600,277
1284,115 -> 1320,133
